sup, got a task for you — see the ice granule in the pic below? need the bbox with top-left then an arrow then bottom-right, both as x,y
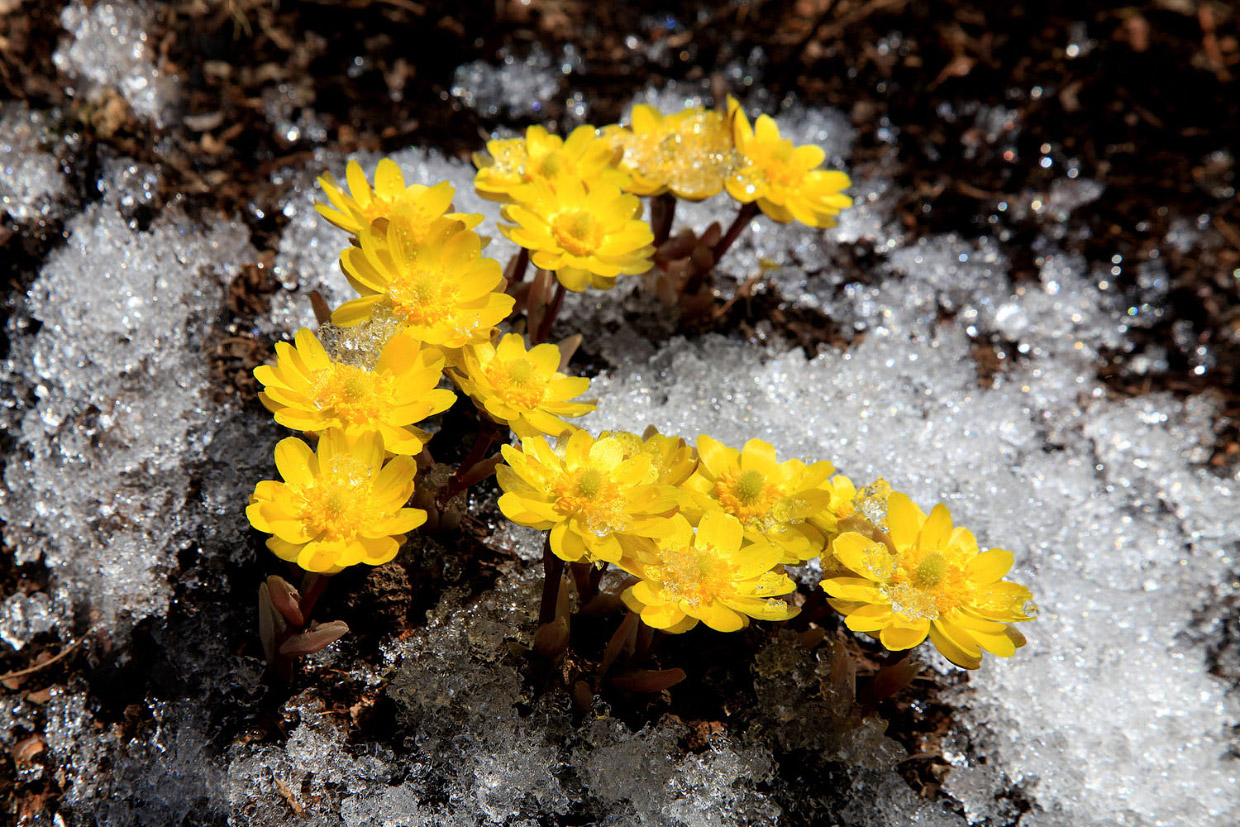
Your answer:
485,519 -> 548,563
1045,177 -> 1105,221
451,43 -> 580,120
0,160 -> 257,640
624,80 -> 713,116
750,630 -> 904,768
0,104 -> 69,223
226,562 -> 827,825
576,716 -> 780,827
0,591 -> 57,650
886,233 -> 1010,315
53,1 -> 180,127
840,770 -> 967,826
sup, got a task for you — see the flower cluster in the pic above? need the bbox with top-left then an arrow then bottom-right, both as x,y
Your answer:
473,97 -> 852,297
241,101 -> 1036,678
604,96 -> 854,227
498,430 -> 1036,666
249,159 -> 596,574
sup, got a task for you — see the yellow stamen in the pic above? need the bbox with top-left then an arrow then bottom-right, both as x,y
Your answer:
713,469 -> 781,525
551,211 -> 602,257
293,457 -> 376,542
654,541 -> 734,608
576,468 -> 603,498
507,358 -> 535,385
312,364 -> 394,423
912,552 -> 946,588
388,269 -> 458,326
552,466 -> 627,534
735,469 -> 766,503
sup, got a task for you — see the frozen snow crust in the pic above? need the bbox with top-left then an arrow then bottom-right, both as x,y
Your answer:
2,75 -> 1238,827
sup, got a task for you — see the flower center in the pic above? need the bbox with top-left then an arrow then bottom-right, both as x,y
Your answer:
912,551 -> 946,588
554,466 -> 627,534
713,469 -> 783,527
485,357 -> 548,409
551,210 -> 603,257
734,469 -> 766,503
886,548 -> 973,621
387,267 -> 459,327
576,468 -> 603,498
312,363 -> 393,424
654,541 -> 734,608
747,138 -> 803,190
507,358 -> 535,385
535,152 -> 564,179
294,456 -> 375,542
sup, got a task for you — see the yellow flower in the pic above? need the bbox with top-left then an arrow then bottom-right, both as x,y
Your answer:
725,98 -> 853,228
334,216 -> 515,349
599,426 -> 698,487
499,178 -> 654,292
822,492 -> 1037,669
473,125 -> 626,202
254,327 -> 455,455
619,511 -> 798,633
497,430 -> 677,564
449,333 -> 595,438
246,430 -> 426,574
316,158 -> 481,237
684,435 -> 834,563
608,104 -> 735,200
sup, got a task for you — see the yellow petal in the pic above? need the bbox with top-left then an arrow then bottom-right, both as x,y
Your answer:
549,521 -> 588,562
695,434 -> 737,480
739,439 -> 778,474
929,619 -> 983,669
692,602 -> 746,633
919,503 -> 953,551
266,536 -> 304,563
491,333 -> 524,361
373,158 -> 405,200
879,619 -> 929,651
966,549 -> 1015,585
332,295 -> 384,327
639,601 -> 687,630
821,576 -> 884,603
843,604 -> 894,633
696,510 -> 744,554
830,532 -> 889,581
273,438 -> 314,485
886,492 -> 922,551
359,534 -> 401,565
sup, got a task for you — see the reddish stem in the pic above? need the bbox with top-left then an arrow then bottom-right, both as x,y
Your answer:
651,192 -> 677,247
444,421 -> 499,498
540,539 -> 566,626
505,247 -> 530,293
534,281 -> 566,344
298,572 -> 330,621
711,202 -> 759,263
